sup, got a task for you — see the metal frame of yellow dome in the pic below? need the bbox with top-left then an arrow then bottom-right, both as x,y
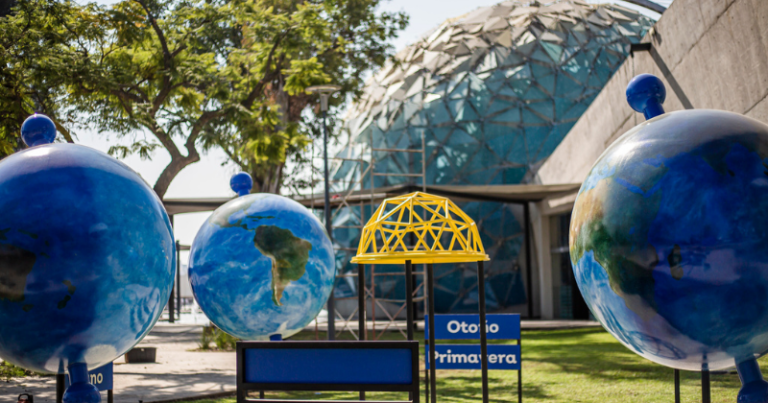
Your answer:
351,192 -> 490,264
351,191 -> 492,403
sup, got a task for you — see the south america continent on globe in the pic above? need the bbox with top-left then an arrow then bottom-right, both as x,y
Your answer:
189,174 -> 334,340
0,114 -> 175,403
570,74 -> 768,402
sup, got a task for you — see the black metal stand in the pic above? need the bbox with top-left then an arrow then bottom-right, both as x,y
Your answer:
424,265 -> 429,403
56,374 -> 65,403
427,263 -> 436,403
168,216 -> 175,323
674,369 -> 680,403
323,109 -> 335,341
358,263 -> 366,401
518,338 -> 522,403
702,370 -> 710,403
477,261 -> 489,403
405,260 -> 414,341
176,240 -> 181,319
405,260 -> 414,403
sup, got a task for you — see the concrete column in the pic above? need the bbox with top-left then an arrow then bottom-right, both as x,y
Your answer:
531,202 -> 553,319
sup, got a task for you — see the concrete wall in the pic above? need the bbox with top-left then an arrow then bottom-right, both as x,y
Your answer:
529,0 -> 768,318
537,0 -> 768,186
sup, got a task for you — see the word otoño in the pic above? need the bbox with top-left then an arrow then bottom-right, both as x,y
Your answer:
436,349 -> 518,364
446,320 -> 500,334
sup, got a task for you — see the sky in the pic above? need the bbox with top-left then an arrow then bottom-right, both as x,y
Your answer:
80,0 -> 672,261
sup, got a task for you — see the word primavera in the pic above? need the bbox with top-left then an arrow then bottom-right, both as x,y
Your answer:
436,349 -> 518,364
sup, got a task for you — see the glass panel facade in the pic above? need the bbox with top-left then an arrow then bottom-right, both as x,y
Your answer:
329,0 -> 655,314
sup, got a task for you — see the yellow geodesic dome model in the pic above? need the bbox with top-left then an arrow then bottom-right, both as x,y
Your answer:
352,192 -> 490,264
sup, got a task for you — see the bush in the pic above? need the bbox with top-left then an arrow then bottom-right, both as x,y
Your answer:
200,325 -> 238,351
0,361 -> 32,382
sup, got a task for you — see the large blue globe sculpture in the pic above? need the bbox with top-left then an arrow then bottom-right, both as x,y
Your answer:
0,114 -> 175,402
189,174 -> 335,340
570,74 -> 768,401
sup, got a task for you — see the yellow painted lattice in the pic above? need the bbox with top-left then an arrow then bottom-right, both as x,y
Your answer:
351,192 -> 489,264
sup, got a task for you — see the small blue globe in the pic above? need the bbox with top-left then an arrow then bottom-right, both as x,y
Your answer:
571,107 -> 768,372
189,193 -> 335,340
0,130 -> 174,373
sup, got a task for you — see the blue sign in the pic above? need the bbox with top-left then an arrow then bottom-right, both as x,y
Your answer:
65,363 -> 113,391
426,314 -> 520,340
244,347 -> 413,385
425,344 -> 520,370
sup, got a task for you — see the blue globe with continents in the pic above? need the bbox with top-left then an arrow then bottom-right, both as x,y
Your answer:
0,114 -> 174,403
570,74 -> 768,402
189,173 -> 335,340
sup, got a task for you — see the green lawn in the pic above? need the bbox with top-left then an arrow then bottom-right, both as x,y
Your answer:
195,328 -> 755,402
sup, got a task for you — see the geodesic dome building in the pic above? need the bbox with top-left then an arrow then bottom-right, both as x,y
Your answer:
329,0 -> 655,316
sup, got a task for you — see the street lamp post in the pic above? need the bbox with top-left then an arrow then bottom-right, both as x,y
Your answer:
307,84 -> 341,340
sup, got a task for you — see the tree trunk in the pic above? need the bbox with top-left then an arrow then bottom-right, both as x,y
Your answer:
153,155 -> 200,198
250,162 -> 284,195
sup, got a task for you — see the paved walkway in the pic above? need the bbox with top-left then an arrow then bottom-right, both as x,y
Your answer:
1,320 -> 600,403
1,325 -> 236,403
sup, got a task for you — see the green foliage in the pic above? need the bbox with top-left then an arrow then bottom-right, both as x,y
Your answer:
0,361 -> 29,381
0,0 -> 406,195
0,360 -> 50,381
0,0 -> 87,156
199,325 -> 238,351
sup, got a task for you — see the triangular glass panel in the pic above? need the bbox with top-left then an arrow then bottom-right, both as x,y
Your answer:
554,97 -> 576,119
449,128 -> 479,145
531,48 -> 555,65
523,125 -> 550,161
528,100 -> 554,120
424,101 -> 452,125
504,133 -> 528,165
432,126 -> 453,143
523,85 -> 549,101
537,74 -> 556,95
554,75 -> 581,97
541,42 -> 564,63
486,99 -> 517,116
521,107 -> 546,125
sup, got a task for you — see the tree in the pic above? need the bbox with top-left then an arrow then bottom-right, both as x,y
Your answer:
200,0 -> 408,194
0,0 -> 85,156
66,0 -> 322,197
0,0 -> 406,197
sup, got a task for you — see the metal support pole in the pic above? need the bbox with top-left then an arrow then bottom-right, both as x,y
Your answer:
518,339 -> 522,403
169,215 -> 175,323
358,263 -> 366,402
358,263 -> 366,340
674,369 -> 680,403
702,370 -> 711,403
323,108 -> 335,340
56,373 -> 65,403
427,263 -> 436,403
524,203 -> 533,319
404,260 -> 414,403
108,389 -> 113,403
424,263 -> 429,403
405,260 -> 414,341
478,260 -> 489,403
176,239 -> 181,319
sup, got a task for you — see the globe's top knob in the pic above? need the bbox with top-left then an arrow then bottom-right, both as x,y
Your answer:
21,113 -> 57,147
230,173 -> 253,197
626,74 -> 666,121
